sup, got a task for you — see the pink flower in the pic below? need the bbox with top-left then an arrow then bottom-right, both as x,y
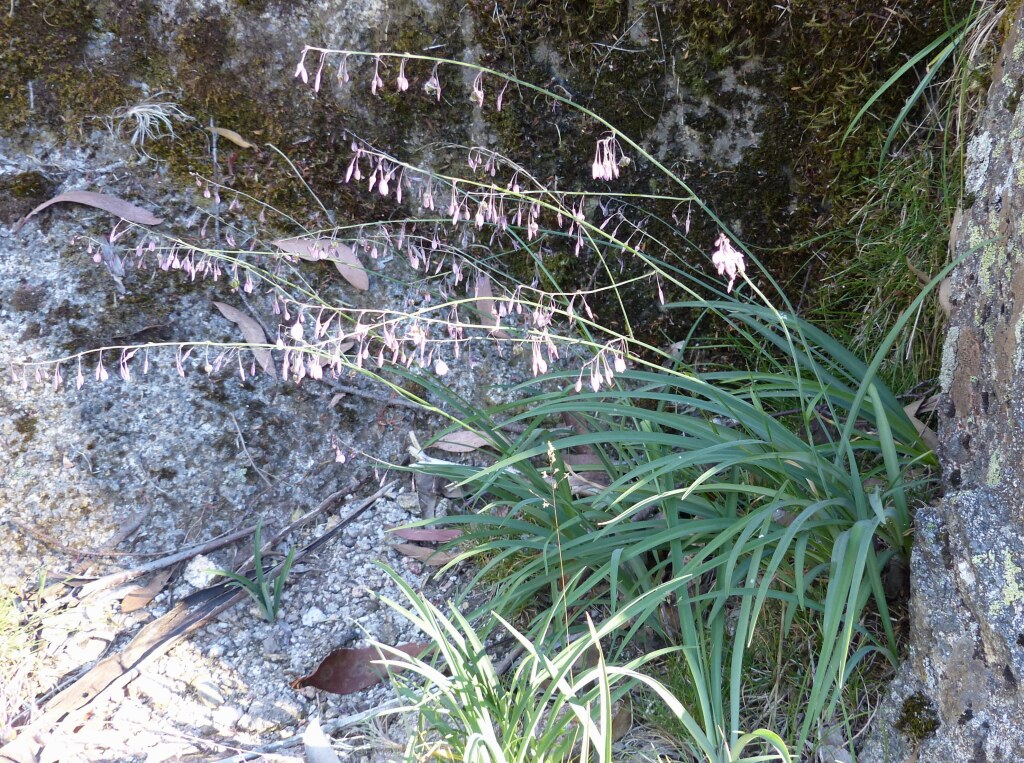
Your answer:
424,64 -> 442,101
397,59 -> 410,92
313,52 -> 326,92
371,57 -> 384,95
712,232 -> 746,292
471,73 -> 485,107
591,135 -> 623,181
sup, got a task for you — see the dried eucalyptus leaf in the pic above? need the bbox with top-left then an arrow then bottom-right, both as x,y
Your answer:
430,430 -> 493,453
274,238 -> 369,291
14,190 -> 163,234
208,126 -> 256,149
392,543 -> 460,566
473,273 -> 508,337
212,301 -> 276,378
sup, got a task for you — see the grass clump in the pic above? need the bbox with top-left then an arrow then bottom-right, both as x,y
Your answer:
402,274 -> 942,758
103,95 -> 195,160
808,147 -> 956,392
211,521 -> 295,623
374,566 -> 702,762
807,0 -> 1005,394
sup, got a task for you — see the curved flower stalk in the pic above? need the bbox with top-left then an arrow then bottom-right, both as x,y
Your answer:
292,46 -> 794,310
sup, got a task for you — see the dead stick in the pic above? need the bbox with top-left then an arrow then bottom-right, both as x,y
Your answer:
230,479 -> 389,576
213,700 -> 403,762
70,524 -> 261,597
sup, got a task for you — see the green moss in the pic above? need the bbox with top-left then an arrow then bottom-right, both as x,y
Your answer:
999,0 -> 1024,43
896,692 -> 941,740
0,171 -> 56,225
0,0 -> 977,373
0,0 -> 455,228
451,0 -> 969,351
0,0 -> 137,137
13,414 -> 37,439
4,171 -> 50,198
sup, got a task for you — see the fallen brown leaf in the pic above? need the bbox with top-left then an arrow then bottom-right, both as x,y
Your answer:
212,301 -> 276,377
392,543 -> 461,566
473,273 -> 509,337
430,430 -> 494,453
387,527 -> 462,543
14,190 -> 163,234
905,257 -> 931,287
274,238 -> 369,291
292,642 -> 429,695
209,126 -> 256,149
473,272 -> 498,326
120,568 -> 174,613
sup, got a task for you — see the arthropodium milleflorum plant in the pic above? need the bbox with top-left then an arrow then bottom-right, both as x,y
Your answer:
11,45 -> 949,763
284,47 -> 944,760
211,521 -> 295,623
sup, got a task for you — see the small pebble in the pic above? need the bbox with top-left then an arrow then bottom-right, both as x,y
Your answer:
301,606 -> 328,626
183,555 -> 218,588
192,679 -> 225,707
396,493 -> 419,510
212,704 -> 244,729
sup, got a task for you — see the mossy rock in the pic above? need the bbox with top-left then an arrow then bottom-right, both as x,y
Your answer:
0,171 -> 56,224
896,692 -> 941,740
0,0 -> 976,350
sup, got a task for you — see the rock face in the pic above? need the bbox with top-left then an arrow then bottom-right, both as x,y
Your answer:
0,1 -> 958,298
861,5 -> 1024,760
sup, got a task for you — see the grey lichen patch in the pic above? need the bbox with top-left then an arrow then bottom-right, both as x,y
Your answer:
987,450 -> 1003,486
651,61 -> 765,168
966,131 -> 993,195
939,326 -> 961,393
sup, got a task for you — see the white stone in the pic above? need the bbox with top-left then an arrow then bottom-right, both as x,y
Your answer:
301,606 -> 328,626
183,555 -> 219,588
